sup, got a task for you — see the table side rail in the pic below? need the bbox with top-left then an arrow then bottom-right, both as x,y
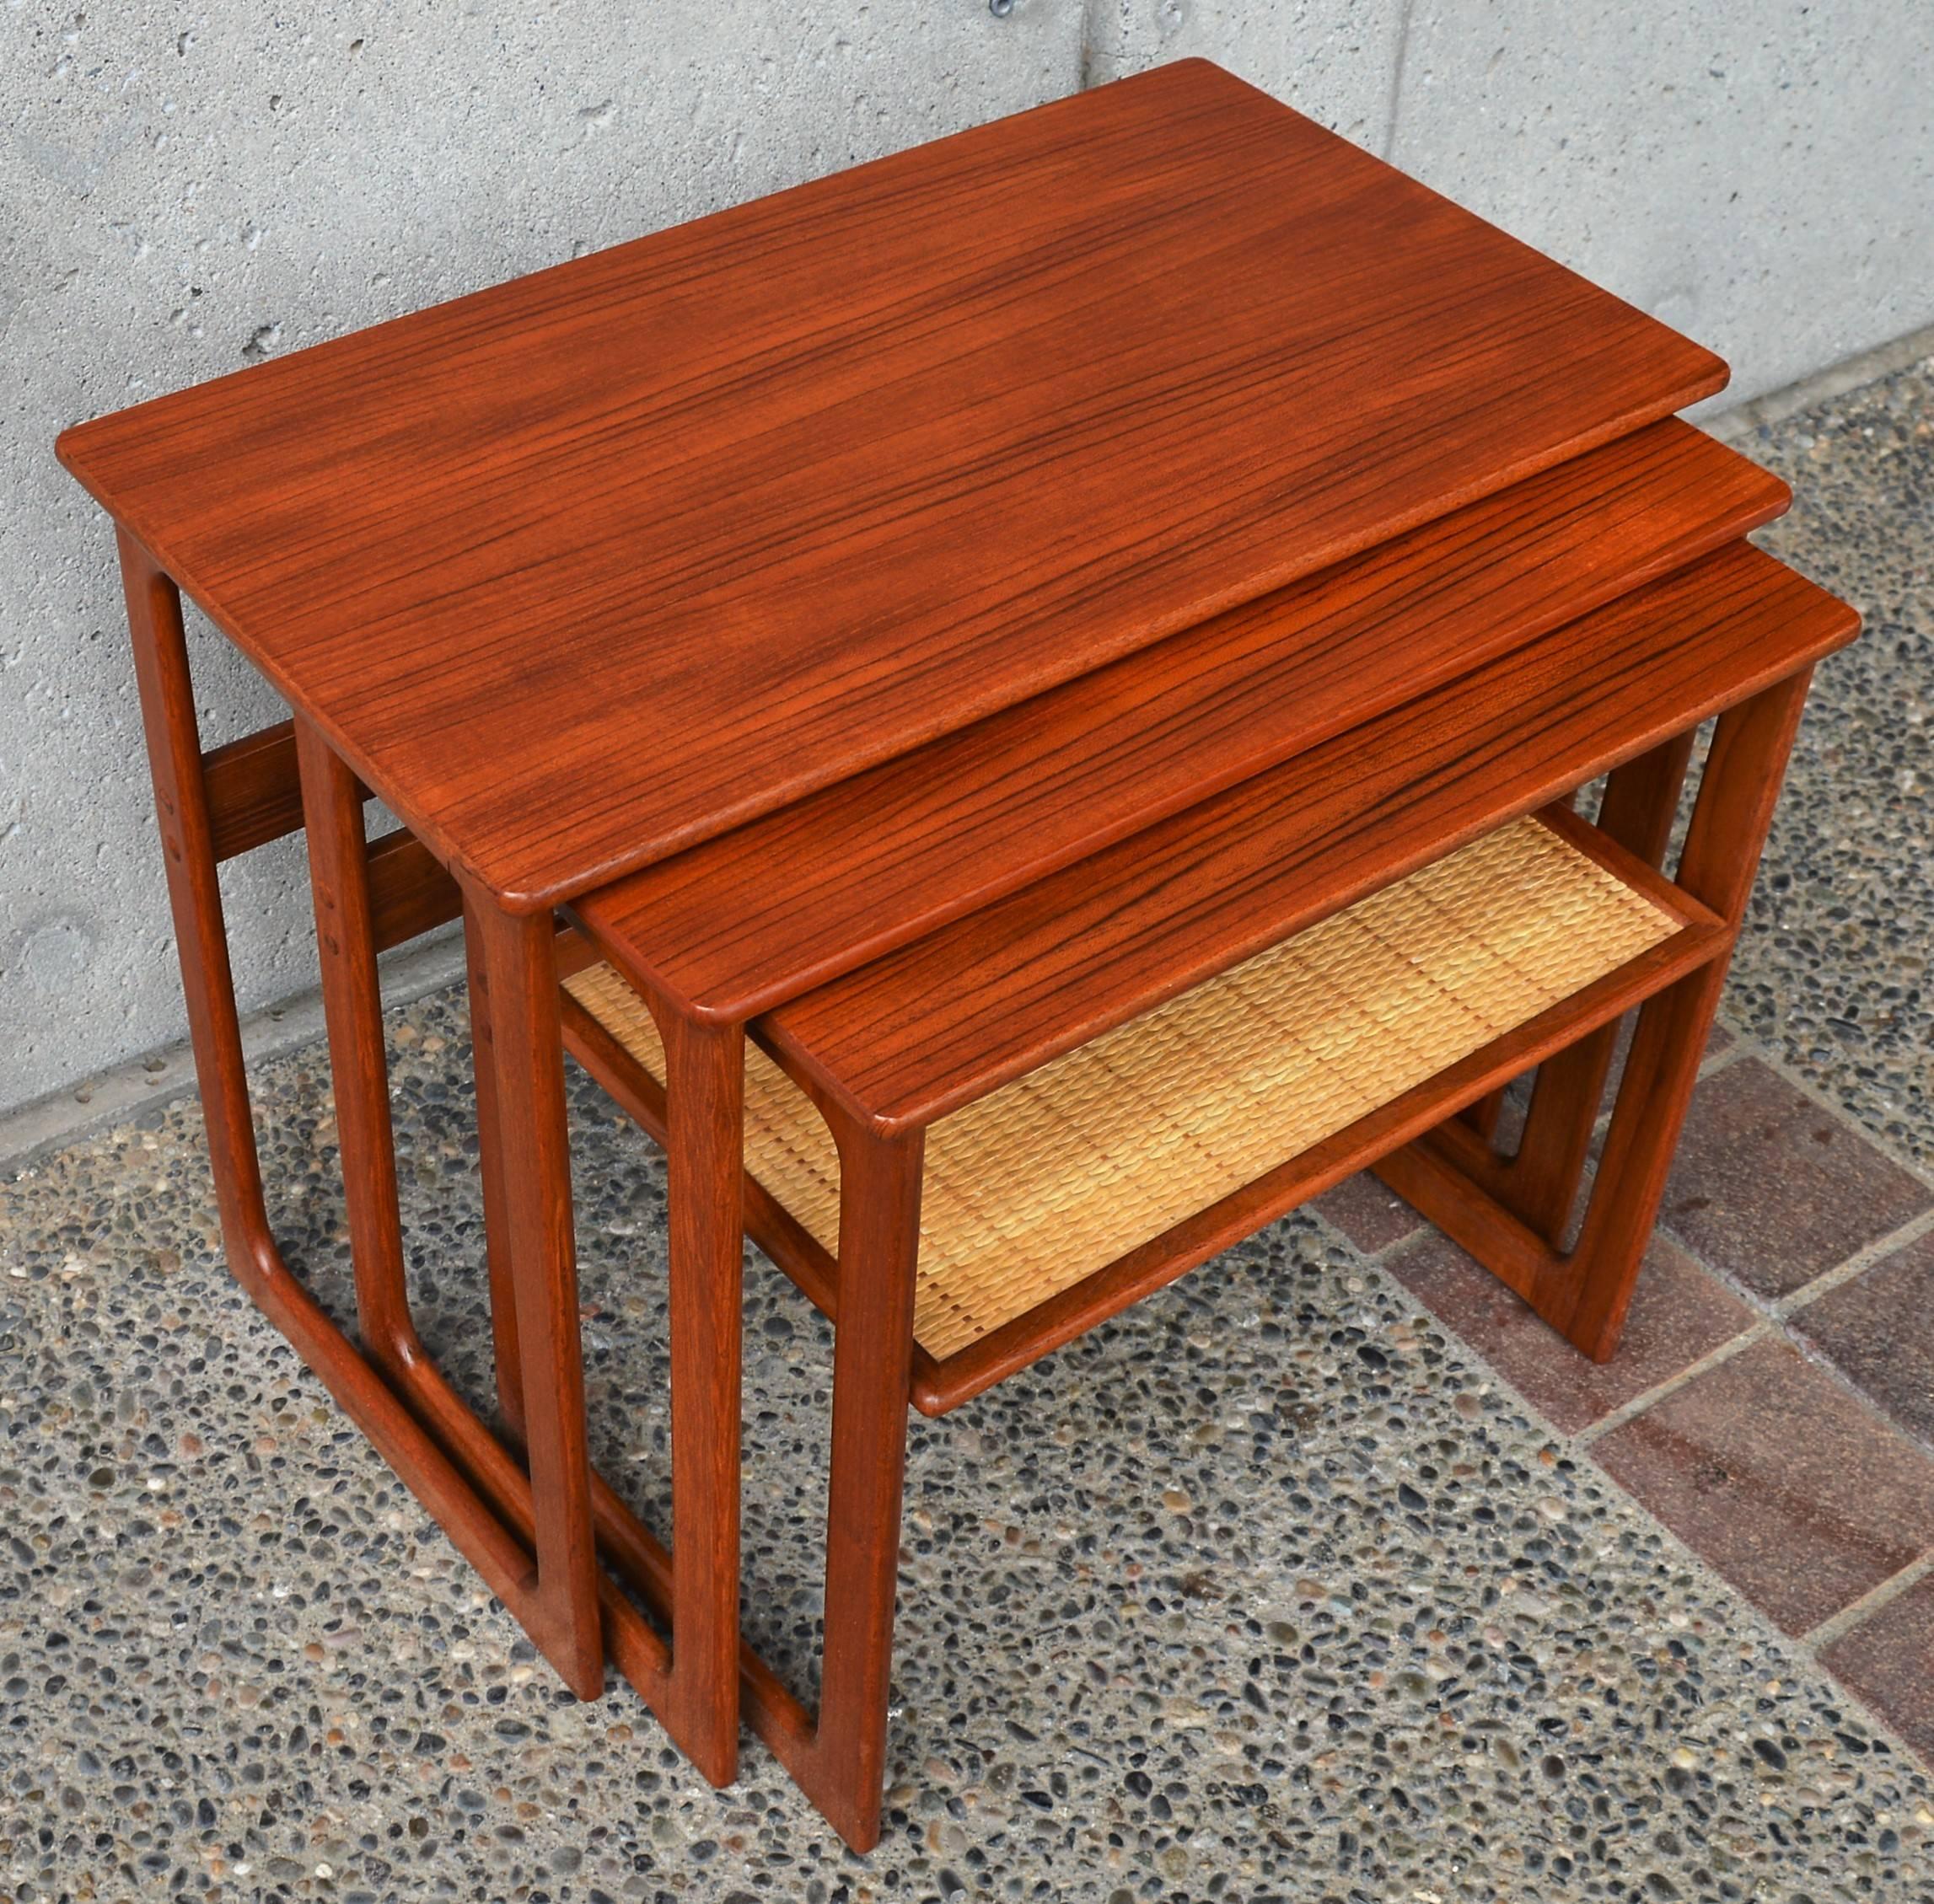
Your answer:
198,711 -> 462,947
911,912 -> 1727,1413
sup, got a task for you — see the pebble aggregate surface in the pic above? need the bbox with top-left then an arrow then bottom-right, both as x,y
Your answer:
3,365 -> 1933,1902
1733,357 -> 1934,1166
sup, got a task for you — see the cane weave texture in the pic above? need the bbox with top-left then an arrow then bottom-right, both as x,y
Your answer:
566,816 -> 1678,1360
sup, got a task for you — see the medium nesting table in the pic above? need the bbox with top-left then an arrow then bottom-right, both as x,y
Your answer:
58,60 -> 1857,1853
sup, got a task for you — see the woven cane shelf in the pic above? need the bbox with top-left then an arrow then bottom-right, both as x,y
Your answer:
567,814 -> 1678,1360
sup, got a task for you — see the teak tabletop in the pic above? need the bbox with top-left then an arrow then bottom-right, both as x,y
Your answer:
59,54 -> 1854,1860
59,58 -> 1722,909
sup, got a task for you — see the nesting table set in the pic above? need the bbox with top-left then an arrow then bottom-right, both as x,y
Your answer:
59,62 -> 1856,1852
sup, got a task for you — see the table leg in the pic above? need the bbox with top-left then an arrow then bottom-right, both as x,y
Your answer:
1503,731 -> 1698,1242
653,1007 -> 748,1788
117,534 -> 766,1765
736,1108 -> 923,1851
1427,732 -> 1699,1242
812,1123 -> 925,1849
1458,1088 -> 1507,1141
1375,668 -> 1814,1360
459,896 -> 607,1699
115,532 -> 542,1623
475,979 -> 749,1785
295,717 -> 604,1696
1553,668 -> 1813,1355
463,894 -> 527,1439
294,721 -> 416,1383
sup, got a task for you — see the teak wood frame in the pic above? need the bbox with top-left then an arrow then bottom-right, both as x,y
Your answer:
554,669 -> 1813,1850
115,516 -> 1815,1855
114,532 -> 746,1786
112,523 -> 946,1848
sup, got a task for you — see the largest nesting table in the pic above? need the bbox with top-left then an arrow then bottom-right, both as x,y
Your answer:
57,60 -> 1856,1853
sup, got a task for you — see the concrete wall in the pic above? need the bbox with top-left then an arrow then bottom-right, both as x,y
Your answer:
5,0 -> 1930,1114
0,2 -> 1083,1112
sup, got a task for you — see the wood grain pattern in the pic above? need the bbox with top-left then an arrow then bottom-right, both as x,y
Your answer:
60,59 -> 1724,908
759,544 -> 1856,1133
574,421 -> 1783,1018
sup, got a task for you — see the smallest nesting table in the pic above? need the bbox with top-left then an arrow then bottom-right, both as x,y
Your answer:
58,59 -> 1857,1852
